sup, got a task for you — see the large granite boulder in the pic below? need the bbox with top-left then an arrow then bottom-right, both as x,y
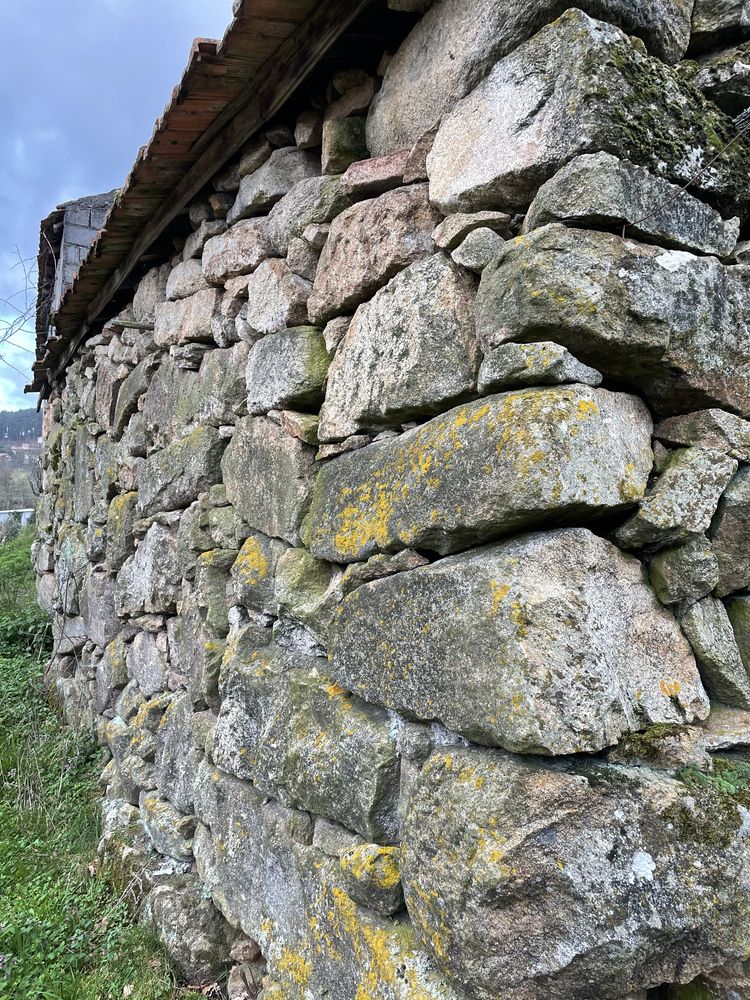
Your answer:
710,466 -> 750,596
614,447 -> 737,550
213,634 -> 400,842
427,9 -> 750,215
329,528 -> 706,753
192,764 -> 465,999
476,225 -> 750,420
318,254 -> 479,442
116,523 -> 181,616
690,0 -> 750,53
307,185 -> 441,325
367,0 -> 694,156
222,417 -> 317,545
202,219 -> 274,285
402,748 -> 750,1000
244,260 -> 312,337
141,875 -> 234,983
304,386 -> 653,563
137,427 -> 226,517
227,147 -> 320,223
246,327 -> 329,415
523,153 -> 739,257
154,691 -> 204,813
80,568 -> 120,649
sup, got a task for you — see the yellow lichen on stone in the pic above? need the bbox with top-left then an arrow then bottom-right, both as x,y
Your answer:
234,536 -> 270,585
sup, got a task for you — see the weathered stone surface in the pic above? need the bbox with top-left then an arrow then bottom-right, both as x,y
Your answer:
728,594 -> 750,674
319,254 -> 478,441
127,630 -> 169,697
294,110 -> 322,149
701,704 -> 750,750
655,409 -> 750,463
194,549 -> 236,638
133,264 -> 170,324
80,569 -> 119,648
680,596 -> 750,709
340,548 -> 429,597
105,491 -> 138,572
193,766 -> 461,998
266,176 -> 350,256
321,117 -> 369,175
166,259 -> 210,301
305,386 -> 652,563
402,748 -> 750,1000
228,148 -> 320,224
330,528 -> 705,753
434,211 -> 512,252
451,228 -> 505,273
710,466 -> 750,596
246,328 -> 329,415
214,637 -> 400,842
94,358 -> 127,432
368,0 -> 693,158
222,417 -> 317,545
141,875 -> 233,983
524,153 -> 739,256
183,219 -> 227,261
339,843 -> 403,916
137,427 -> 226,517
112,357 -> 159,438
478,342 -> 602,394
154,288 -> 222,348
202,220 -> 274,285
308,184 -> 440,324
476,226 -> 750,420
427,10 -> 749,215
143,348 -> 248,447
339,150 -> 409,199
273,547 -> 342,646
116,523 -> 181,617
691,40 -> 750,120
96,636 -> 128,713
230,533 -> 289,614
155,691 -> 203,812
244,260 -> 312,336
690,0 -> 750,53
648,535 -> 720,608
615,447 -> 737,550
140,790 -> 195,862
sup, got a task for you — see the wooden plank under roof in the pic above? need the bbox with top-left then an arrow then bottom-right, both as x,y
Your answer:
30,0 -> 373,396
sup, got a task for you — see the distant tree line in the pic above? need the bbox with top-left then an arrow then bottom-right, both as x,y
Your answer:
0,409 -> 41,442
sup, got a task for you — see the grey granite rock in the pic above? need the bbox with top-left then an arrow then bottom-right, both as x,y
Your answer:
427,10 -> 749,216
523,153 -> 739,257
402,747 -> 750,1000
476,225 -> 750,420
478,342 -> 602,394
222,417 -> 317,545
246,327 -> 329,415
304,386 -> 653,563
367,0 -> 694,157
330,527 -> 706,753
680,596 -> 750,708
319,254 -> 478,441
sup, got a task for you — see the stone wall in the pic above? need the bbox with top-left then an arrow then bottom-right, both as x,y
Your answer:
33,2 -> 750,997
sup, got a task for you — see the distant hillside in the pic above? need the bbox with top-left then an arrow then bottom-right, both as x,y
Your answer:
0,409 -> 41,443
0,410 -> 41,511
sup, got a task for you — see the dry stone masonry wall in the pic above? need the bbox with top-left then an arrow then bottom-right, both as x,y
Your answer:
33,1 -> 750,997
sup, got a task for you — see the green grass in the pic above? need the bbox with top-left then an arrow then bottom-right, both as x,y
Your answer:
0,528 -> 186,999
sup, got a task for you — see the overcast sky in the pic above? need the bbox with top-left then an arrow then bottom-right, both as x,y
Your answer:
0,0 -> 234,411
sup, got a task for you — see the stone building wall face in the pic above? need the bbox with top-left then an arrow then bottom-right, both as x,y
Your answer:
33,3 -> 750,997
